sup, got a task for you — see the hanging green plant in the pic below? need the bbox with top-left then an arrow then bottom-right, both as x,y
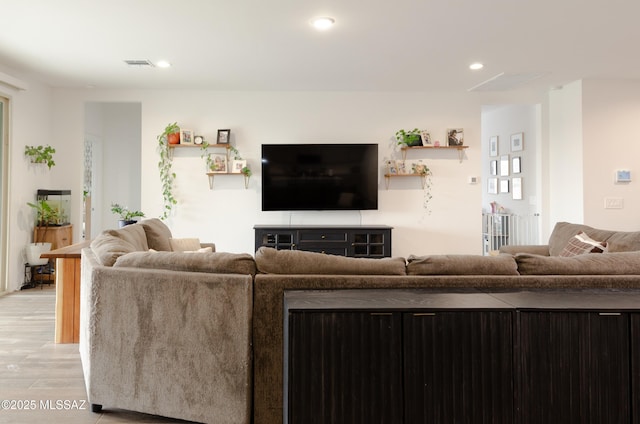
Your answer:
24,145 -> 56,169
157,123 -> 178,220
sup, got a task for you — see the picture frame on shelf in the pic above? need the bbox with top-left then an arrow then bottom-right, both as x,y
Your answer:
489,136 -> 498,156
209,154 -> 228,173
510,132 -> 523,152
500,155 -> 509,176
194,135 -> 204,145
512,156 -> 521,174
488,178 -> 498,194
411,161 -> 428,175
397,161 -> 407,174
420,131 -> 432,145
231,160 -> 247,174
180,129 -> 193,145
500,179 -> 510,194
217,129 -> 231,144
512,177 -> 523,200
447,128 -> 464,146
490,160 -> 498,176
385,160 -> 398,175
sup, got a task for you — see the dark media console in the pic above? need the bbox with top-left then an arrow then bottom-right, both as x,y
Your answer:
254,225 -> 392,258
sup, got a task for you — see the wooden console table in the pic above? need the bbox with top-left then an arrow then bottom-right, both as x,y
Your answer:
41,240 -> 90,343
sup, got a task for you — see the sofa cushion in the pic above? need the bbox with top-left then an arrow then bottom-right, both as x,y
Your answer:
606,231 -> 640,253
255,247 -> 406,275
549,222 -> 640,255
90,224 -> 149,266
407,254 -> 519,275
139,218 -> 173,251
559,232 -> 608,257
169,237 -> 202,252
515,252 -> 640,275
114,251 -> 257,276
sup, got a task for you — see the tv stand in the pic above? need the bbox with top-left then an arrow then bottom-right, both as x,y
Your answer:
254,225 -> 392,258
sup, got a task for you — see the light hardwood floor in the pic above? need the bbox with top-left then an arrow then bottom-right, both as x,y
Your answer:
0,287 -> 196,424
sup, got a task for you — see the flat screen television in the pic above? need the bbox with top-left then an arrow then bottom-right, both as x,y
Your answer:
261,143 -> 378,211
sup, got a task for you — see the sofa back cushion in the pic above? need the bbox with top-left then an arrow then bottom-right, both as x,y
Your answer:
139,218 -> 173,251
407,254 -> 519,275
255,247 -> 407,275
549,222 -> 640,255
516,251 -> 640,275
90,224 -> 149,266
114,251 -> 257,276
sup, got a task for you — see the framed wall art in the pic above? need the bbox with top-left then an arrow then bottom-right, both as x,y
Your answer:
500,179 -> 510,194
217,129 -> 231,144
489,136 -> 498,157
512,156 -> 521,173
210,154 -> 227,173
500,155 -> 509,176
232,160 -> 247,174
512,177 -> 523,200
510,132 -> 523,152
488,178 -> 498,194
447,128 -> 464,146
180,129 -> 193,145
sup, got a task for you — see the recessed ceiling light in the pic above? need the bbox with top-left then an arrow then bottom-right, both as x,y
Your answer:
311,17 -> 335,30
156,60 -> 171,68
469,63 -> 484,70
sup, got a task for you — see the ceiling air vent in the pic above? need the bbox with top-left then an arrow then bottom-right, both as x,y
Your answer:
124,59 -> 155,68
468,72 -> 546,92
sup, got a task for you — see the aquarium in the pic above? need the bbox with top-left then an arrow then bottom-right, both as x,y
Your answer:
36,189 -> 71,225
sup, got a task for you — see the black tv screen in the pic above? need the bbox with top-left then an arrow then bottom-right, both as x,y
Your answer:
261,144 -> 378,211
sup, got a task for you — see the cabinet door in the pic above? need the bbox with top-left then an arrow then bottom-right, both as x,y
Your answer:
288,311 -> 403,424
519,312 -> 630,424
403,311 -> 514,423
349,231 -> 390,258
255,230 -> 296,251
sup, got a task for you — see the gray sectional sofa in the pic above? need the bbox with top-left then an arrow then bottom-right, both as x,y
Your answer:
80,219 -> 640,424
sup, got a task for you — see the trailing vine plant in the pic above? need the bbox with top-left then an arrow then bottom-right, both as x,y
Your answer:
412,160 -> 433,214
157,123 -> 179,219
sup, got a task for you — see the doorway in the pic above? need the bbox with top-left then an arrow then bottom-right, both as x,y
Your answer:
84,102 -> 142,238
0,96 -> 8,293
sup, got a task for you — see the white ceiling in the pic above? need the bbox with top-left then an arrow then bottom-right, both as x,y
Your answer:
1,0 -> 639,92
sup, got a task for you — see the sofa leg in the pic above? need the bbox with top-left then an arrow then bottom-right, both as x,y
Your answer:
91,403 -> 102,413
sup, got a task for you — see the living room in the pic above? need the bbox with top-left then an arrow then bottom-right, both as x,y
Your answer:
1,4 -> 640,292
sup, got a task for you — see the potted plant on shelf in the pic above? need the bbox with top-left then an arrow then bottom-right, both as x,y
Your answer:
25,200 -> 62,266
395,129 -> 423,147
163,122 -> 181,145
157,123 -> 179,219
24,145 -> 56,169
110,203 -> 145,227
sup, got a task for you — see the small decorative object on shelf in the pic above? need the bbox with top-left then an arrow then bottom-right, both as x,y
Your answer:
194,135 -> 204,145
179,129 -> 193,145
217,129 -> 231,144
201,141 -> 251,189
447,128 -> 464,146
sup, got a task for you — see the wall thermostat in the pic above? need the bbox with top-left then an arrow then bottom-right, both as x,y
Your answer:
615,170 -> 631,183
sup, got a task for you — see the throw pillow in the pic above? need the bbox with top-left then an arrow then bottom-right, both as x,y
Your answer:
169,238 -> 202,252
559,231 -> 608,257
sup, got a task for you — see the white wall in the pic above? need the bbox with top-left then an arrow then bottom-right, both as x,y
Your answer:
548,80 -> 584,228
50,89 -> 486,258
1,68 -> 53,292
581,79 -> 640,230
